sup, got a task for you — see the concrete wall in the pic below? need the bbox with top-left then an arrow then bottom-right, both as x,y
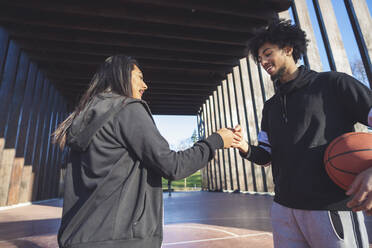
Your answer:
0,27 -> 68,206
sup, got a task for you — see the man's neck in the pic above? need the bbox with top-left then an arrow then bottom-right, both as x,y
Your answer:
279,66 -> 299,84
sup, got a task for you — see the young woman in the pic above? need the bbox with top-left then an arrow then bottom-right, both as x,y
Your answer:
54,55 -> 236,248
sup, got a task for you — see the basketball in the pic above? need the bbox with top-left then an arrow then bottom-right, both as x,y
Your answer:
324,132 -> 372,190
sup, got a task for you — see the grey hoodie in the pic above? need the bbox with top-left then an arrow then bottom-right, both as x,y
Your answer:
58,92 -> 223,248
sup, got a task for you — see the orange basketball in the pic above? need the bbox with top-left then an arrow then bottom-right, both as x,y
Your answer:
324,132 -> 372,190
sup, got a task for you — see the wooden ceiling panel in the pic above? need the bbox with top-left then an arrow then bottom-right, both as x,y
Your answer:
0,0 -> 291,114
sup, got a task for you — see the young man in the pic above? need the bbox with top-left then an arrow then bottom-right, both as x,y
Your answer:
233,19 -> 372,247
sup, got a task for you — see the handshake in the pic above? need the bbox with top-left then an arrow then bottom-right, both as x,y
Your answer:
216,125 -> 249,153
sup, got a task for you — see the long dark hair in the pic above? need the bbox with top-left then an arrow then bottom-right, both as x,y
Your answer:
53,55 -> 139,148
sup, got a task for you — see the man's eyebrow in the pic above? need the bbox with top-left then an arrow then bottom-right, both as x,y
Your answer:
262,48 -> 272,54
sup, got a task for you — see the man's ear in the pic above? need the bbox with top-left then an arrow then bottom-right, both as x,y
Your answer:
283,46 -> 293,56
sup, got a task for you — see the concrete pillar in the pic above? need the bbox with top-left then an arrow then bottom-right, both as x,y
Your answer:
246,57 -> 266,192
208,95 -> 219,190
240,58 -> 260,192
217,85 -> 229,191
314,0 -> 352,74
197,108 -> 206,190
30,78 -> 50,201
313,0 -> 367,133
15,62 -> 38,203
213,90 -> 223,190
0,27 -> 9,84
21,70 -> 45,203
35,85 -> 57,200
46,93 -> 62,198
222,80 -> 235,191
279,10 -> 291,20
202,103 -> 210,190
233,66 -> 253,192
225,75 -> 240,191
227,73 -> 243,192
3,52 -> 30,206
348,0 -> 372,85
258,67 -> 275,193
200,103 -> 208,190
293,0 -> 323,71
40,87 -> 59,199
205,99 -> 215,190
51,97 -> 69,198
0,42 -> 21,206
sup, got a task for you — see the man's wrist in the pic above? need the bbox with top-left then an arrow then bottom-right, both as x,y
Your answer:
238,142 -> 249,154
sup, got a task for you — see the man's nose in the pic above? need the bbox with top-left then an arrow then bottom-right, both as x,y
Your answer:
260,59 -> 268,67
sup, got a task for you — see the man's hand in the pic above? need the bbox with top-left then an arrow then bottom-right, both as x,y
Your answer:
230,125 -> 249,154
346,167 -> 372,215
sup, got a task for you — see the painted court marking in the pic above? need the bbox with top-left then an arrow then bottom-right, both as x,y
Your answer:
163,224 -> 272,246
163,233 -> 272,246
167,224 -> 240,237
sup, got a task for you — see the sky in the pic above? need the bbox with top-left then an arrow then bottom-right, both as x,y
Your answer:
153,0 -> 372,147
153,115 -> 197,147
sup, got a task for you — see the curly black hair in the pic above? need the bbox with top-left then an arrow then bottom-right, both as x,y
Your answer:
247,19 -> 309,63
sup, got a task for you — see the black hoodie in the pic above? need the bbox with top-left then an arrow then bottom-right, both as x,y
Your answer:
58,92 -> 223,248
243,66 -> 372,210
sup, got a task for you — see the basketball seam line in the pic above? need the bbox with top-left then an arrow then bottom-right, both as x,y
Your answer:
327,160 -> 358,176
326,164 -> 348,189
326,133 -> 366,160
326,148 -> 372,162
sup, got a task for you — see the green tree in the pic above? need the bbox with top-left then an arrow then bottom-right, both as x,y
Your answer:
191,129 -> 198,143
351,58 -> 368,86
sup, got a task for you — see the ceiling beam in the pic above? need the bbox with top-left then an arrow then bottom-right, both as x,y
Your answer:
52,80 -> 217,91
17,39 -> 239,65
41,63 -> 225,83
0,6 -> 251,46
48,74 -> 223,86
8,24 -> 245,56
25,51 -> 233,74
121,0 -> 279,18
64,88 -> 211,97
2,1 -> 267,32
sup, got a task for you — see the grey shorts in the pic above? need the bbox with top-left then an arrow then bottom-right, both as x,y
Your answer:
271,201 -> 369,248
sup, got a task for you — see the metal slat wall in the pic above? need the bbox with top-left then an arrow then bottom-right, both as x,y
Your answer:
201,0 -> 371,193
0,27 -> 68,206
227,73 -> 243,192
201,57 -> 276,193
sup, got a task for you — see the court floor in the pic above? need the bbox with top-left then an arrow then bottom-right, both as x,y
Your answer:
0,191 -> 371,247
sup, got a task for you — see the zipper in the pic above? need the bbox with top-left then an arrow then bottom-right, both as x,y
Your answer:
280,94 -> 288,123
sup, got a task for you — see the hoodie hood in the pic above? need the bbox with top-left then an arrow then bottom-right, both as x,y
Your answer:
273,66 -> 318,124
66,92 -> 148,152
275,65 -> 317,95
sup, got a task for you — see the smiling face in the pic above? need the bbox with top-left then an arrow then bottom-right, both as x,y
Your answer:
131,65 -> 148,99
258,42 -> 295,82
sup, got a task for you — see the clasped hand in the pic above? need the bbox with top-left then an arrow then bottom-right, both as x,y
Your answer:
347,167 -> 372,215
216,125 -> 248,151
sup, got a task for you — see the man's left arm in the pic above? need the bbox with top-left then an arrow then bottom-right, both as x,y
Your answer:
338,73 -> 372,212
